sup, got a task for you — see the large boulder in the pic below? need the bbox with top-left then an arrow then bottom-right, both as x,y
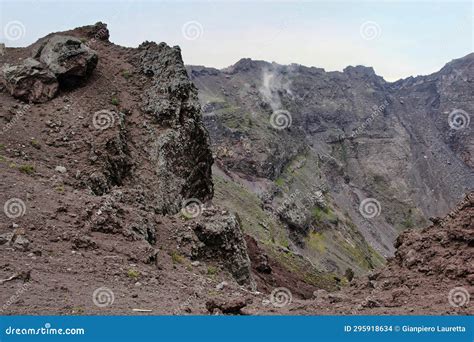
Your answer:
38,35 -> 98,87
192,208 -> 255,287
1,58 -> 58,103
1,35 -> 99,103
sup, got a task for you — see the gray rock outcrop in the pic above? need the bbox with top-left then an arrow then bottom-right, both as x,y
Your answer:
38,35 -> 98,87
1,35 -> 98,103
137,42 -> 213,214
192,208 -> 255,287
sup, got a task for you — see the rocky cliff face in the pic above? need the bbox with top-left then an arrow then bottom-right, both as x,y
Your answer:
0,23 -> 214,215
135,41 -> 214,214
187,55 -> 473,277
0,22 -> 255,309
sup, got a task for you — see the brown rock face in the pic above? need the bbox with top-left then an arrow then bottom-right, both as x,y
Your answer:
85,22 -> 110,41
1,58 -> 58,103
394,192 -> 474,280
300,192 -> 474,314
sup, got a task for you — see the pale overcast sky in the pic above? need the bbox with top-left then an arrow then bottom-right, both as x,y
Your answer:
1,0 -> 473,81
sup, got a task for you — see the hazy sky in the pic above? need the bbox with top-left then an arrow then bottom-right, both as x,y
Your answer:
1,0 -> 473,81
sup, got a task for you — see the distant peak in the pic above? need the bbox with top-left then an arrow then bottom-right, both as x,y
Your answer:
343,65 -> 376,76
442,52 -> 474,69
223,58 -> 270,74
434,52 -> 474,81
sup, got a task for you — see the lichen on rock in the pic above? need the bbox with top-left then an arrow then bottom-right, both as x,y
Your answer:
137,41 -> 213,214
191,208 -> 255,288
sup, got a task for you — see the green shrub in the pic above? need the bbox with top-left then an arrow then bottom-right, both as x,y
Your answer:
275,178 -> 285,187
401,217 -> 414,228
111,97 -> 120,106
121,70 -> 131,79
127,268 -> 140,279
18,164 -> 35,175
207,266 -> 218,275
170,251 -> 185,264
30,139 -> 41,149
312,206 -> 338,225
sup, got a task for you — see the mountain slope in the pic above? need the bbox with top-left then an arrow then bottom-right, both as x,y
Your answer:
187,55 -> 474,277
249,192 -> 473,315
0,23 -> 258,314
